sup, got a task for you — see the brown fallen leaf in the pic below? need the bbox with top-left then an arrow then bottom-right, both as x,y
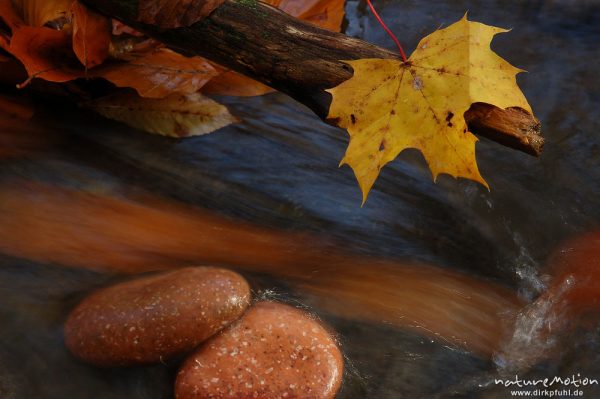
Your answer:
87,91 -> 237,137
96,48 -> 218,98
137,0 -> 225,29
9,25 -> 82,85
71,1 -> 110,69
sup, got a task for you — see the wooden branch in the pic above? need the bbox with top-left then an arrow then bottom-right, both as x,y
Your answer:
82,0 -> 543,156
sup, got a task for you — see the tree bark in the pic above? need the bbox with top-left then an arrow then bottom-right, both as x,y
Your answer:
82,0 -> 543,156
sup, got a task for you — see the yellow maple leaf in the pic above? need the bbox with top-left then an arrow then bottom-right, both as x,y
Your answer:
326,15 -> 533,203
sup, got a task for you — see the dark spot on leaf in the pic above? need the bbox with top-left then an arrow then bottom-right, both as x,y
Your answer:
379,140 -> 385,151
350,114 -> 356,124
446,111 -> 454,127
390,109 -> 396,116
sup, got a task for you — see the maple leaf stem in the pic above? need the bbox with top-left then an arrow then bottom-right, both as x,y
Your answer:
365,0 -> 407,61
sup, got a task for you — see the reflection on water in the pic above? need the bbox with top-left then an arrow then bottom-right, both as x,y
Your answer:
0,0 -> 599,398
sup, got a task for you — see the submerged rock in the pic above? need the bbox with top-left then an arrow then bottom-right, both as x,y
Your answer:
64,267 -> 251,366
175,301 -> 343,399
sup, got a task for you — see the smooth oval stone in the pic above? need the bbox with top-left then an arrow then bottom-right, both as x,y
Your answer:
64,267 -> 251,366
175,301 -> 343,399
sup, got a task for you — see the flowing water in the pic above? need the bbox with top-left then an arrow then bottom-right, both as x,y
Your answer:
1,0 -> 599,398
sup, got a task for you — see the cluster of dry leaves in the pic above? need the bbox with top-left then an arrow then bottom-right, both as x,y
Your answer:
0,0 -> 344,137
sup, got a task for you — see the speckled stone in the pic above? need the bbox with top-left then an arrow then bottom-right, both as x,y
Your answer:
64,267 -> 251,366
175,301 -> 343,399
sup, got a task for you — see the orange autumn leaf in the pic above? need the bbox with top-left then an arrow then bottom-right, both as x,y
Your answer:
0,0 -> 81,84
97,48 -> 218,98
204,0 -> 345,97
137,0 -> 225,29
71,1 -> 110,69
9,25 -> 82,84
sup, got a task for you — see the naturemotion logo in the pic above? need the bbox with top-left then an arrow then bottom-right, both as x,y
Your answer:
494,374 -> 598,397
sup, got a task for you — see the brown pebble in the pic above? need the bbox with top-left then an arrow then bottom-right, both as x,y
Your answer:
64,267 -> 251,366
175,301 -> 343,399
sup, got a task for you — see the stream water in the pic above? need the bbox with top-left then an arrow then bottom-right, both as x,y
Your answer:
0,0 -> 599,398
